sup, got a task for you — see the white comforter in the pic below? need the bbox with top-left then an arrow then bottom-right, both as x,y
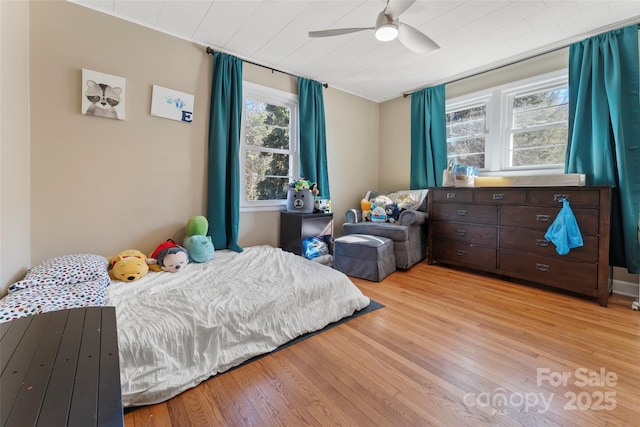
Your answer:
105,245 -> 370,407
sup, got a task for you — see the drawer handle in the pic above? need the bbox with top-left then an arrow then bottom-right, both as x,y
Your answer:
554,194 -> 569,202
446,192 -> 457,199
456,249 -> 466,256
456,230 -> 467,236
493,193 -> 505,200
456,209 -> 467,216
536,214 -> 551,222
536,239 -> 550,247
535,263 -> 550,272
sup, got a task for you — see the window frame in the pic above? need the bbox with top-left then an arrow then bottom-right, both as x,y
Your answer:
239,81 -> 299,212
446,69 -> 568,176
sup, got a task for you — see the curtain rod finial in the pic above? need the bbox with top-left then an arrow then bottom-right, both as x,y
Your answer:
206,46 -> 213,55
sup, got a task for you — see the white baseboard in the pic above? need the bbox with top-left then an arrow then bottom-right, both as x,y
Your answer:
612,278 -> 640,298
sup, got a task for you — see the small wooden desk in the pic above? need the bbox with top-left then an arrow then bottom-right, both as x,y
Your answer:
0,307 -> 123,427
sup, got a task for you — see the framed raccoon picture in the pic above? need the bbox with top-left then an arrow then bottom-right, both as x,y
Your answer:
81,69 -> 126,120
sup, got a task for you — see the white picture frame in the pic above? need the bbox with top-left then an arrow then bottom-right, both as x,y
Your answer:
150,85 -> 194,123
81,69 -> 126,120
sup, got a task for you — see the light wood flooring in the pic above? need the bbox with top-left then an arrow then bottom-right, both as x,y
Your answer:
124,261 -> 640,426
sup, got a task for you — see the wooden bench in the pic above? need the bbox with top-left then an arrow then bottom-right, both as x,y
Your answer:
0,307 -> 123,426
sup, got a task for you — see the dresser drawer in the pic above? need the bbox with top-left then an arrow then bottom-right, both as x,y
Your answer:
431,189 -> 473,203
431,203 -> 498,225
499,228 -> 598,262
499,251 -> 597,295
500,206 -> 599,235
474,189 -> 526,204
432,242 -> 497,269
432,222 -> 497,247
528,189 -> 600,207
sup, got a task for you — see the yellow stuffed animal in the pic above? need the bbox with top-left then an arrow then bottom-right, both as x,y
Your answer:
361,199 -> 372,221
108,249 -> 149,282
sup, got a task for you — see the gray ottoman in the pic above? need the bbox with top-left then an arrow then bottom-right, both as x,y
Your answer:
334,234 -> 396,281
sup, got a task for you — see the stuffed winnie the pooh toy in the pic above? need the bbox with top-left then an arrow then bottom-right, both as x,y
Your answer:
108,249 -> 149,282
147,239 -> 189,272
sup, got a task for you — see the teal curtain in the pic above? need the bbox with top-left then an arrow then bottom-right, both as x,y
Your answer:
298,78 -> 330,199
566,25 -> 640,273
207,52 -> 243,252
410,84 -> 447,189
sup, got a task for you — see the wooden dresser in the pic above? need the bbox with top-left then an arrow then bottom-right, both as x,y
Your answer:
427,186 -> 611,306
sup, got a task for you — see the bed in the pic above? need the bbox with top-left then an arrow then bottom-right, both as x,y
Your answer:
1,246 -> 370,407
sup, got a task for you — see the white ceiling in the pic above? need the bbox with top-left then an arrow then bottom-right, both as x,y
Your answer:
68,0 -> 640,103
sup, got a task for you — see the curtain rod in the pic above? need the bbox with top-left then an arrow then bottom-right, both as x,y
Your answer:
402,22 -> 640,98
206,46 -> 328,89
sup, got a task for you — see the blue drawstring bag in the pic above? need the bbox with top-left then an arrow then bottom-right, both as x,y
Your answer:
544,199 -> 584,255
302,237 -> 329,260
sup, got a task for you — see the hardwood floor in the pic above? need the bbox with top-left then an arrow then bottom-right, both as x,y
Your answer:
124,262 -> 640,426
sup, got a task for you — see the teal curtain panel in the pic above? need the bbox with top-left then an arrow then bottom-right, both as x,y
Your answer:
207,52 -> 243,252
410,84 -> 447,189
298,77 -> 330,199
566,25 -> 640,273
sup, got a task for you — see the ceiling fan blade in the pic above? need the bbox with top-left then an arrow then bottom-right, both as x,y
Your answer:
308,27 -> 374,38
383,0 -> 416,20
397,22 -> 439,53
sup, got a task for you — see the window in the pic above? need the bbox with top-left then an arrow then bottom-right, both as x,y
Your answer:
446,101 -> 489,168
506,86 -> 568,168
240,82 -> 298,211
446,70 -> 568,174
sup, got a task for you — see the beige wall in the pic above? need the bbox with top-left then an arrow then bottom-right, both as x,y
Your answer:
25,0 -> 378,267
378,96 -> 411,191
1,0 -> 31,294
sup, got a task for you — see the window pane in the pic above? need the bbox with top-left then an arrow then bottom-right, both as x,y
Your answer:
246,151 -> 290,176
512,128 -> 568,150
446,106 -> 486,138
511,128 -> 567,167
446,105 -> 487,169
511,145 -> 567,167
513,104 -> 568,128
245,176 -> 289,201
245,124 -> 290,149
513,88 -> 568,128
449,153 -> 485,169
245,99 -> 290,149
513,88 -> 568,112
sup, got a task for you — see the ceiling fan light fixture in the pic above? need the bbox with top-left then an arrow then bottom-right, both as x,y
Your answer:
375,23 -> 398,41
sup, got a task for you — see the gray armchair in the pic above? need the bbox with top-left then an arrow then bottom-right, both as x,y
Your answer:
342,190 -> 428,270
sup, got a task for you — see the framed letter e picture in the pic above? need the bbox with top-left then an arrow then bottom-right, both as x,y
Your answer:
150,85 -> 194,123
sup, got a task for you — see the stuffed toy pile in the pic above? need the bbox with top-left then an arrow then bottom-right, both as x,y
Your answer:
361,194 -> 407,224
183,215 -> 215,263
108,249 -> 149,282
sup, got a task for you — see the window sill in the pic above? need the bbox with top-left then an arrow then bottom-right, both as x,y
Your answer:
240,204 -> 286,213
474,173 -> 585,187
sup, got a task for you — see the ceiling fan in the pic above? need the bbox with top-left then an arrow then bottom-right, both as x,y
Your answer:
308,0 -> 439,53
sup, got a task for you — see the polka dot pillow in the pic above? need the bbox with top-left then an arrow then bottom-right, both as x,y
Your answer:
8,253 -> 110,293
0,280 -> 107,323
